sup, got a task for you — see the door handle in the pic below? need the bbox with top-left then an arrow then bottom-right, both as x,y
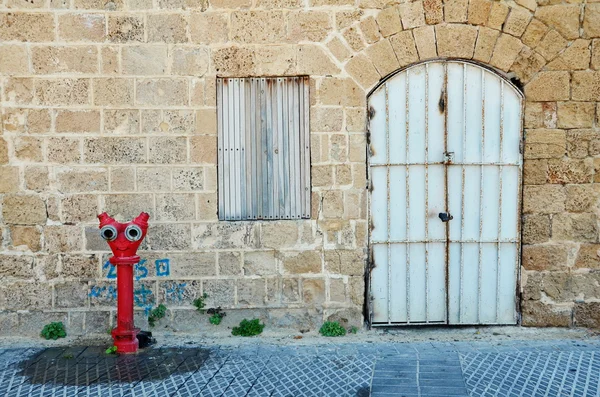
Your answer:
439,212 -> 453,222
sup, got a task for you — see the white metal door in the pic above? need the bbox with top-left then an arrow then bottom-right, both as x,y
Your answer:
368,61 -> 523,325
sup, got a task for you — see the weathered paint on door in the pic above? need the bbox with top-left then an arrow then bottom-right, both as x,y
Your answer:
368,61 -> 523,325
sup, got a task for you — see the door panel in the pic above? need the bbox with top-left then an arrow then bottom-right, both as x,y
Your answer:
369,60 -> 522,325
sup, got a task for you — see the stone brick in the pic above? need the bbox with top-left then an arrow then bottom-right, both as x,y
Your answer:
147,14 -> 187,43
512,50 -> 545,85
566,130 -> 596,159
84,138 -> 146,164
490,33 -> 523,71
167,252 -> 216,277
552,213 -> 598,242
203,279 -> 235,307
535,5 -> 580,40
262,222 -> 299,248
24,166 -> 49,192
135,167 -> 169,192
473,26 -> 499,63
237,279 -> 265,306
326,36 -> 352,62
192,222 -> 259,249
593,40 -> 600,70
525,102 -> 557,129
231,11 -> 285,44
149,137 -> 187,164
34,79 -> 90,106
212,47 -> 257,76
346,54 -> 380,89
436,24 -> 477,59
310,107 -> 343,133
61,195 -> 98,223
197,192 -> 217,221
486,1 -> 509,30
10,226 -> 41,252
190,12 -> 228,44
547,39 -> 591,71
189,136 -> 216,165
136,79 -> 188,106
522,214 -> 551,244
296,45 -> 339,76
0,167 -> 19,193
467,0 -> 491,26
376,6 -> 402,37
58,13 -> 106,42
108,15 -> 144,43
147,223 -> 191,250
172,47 -> 209,76
3,195 -> 47,225
547,158 -> 593,184
445,0 -> 468,22
557,102 -> 595,129
312,165 -> 333,187
0,12 -> 55,42
524,72 -> 570,102
62,253 -> 98,278
329,278 -> 346,302
572,71 -> 600,101
122,46 -> 168,75
318,77 -> 364,107
44,226 -> 83,253
302,278 -> 325,305
342,26 -> 365,52
583,4 -> 600,39
218,251 -> 241,275
0,283 -> 52,310
74,0 -> 124,9
336,10 -> 363,30
521,300 -> 571,327
522,18 -> 548,48
156,194 -> 195,221
32,46 -> 97,74
56,168 -> 108,193
0,45 -> 29,75
522,244 -> 568,271
524,129 -> 565,159
101,46 -> 119,74
523,184 -> 565,214
210,0 -> 250,7
56,110 -> 101,133
173,167 -> 204,191
399,1 -> 425,29
288,11 -> 331,42
94,78 -> 135,107
103,194 -> 153,221
110,167 -> 135,192
324,250 -> 364,276
27,109 -> 51,134
0,139 -> 7,165
345,108 -> 366,132
282,251 -> 321,274
524,160 -> 547,185
359,17 -> 380,44
47,138 -> 81,164
55,282 -> 88,308
364,39 -> 399,77
413,25 -> 437,59
575,244 -> 600,269
573,302 -> 600,328
504,7 -> 531,37
537,30 -> 568,61
244,251 -> 277,276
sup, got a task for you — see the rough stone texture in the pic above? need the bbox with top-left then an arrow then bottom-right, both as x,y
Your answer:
0,0 -> 596,333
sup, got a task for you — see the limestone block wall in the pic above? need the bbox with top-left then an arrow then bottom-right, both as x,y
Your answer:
0,0 -> 598,335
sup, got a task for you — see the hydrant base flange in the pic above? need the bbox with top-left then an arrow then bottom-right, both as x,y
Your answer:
112,327 -> 140,354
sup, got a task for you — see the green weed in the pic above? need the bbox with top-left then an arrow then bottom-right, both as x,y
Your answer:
41,322 -> 67,340
231,319 -> 264,337
319,321 -> 346,337
148,304 -> 167,327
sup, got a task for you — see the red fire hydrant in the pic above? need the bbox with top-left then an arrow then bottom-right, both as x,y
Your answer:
98,212 -> 150,354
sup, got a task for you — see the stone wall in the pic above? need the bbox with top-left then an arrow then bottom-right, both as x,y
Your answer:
0,0 -> 598,335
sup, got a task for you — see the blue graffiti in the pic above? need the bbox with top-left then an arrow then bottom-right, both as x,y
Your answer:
103,261 -> 117,279
135,260 -> 148,281
165,282 -> 187,303
156,259 -> 170,277
89,285 -> 117,301
134,284 -> 153,307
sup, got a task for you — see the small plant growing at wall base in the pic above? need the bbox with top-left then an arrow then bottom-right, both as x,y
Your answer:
105,346 -> 118,355
41,322 -> 67,340
148,304 -> 167,327
349,326 -> 359,334
232,319 -> 264,336
193,293 -> 208,312
319,321 -> 346,337
207,307 -> 226,325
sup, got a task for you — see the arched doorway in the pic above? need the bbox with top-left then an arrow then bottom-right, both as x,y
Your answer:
368,60 -> 523,325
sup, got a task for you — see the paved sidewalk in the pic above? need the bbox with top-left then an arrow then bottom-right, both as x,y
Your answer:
0,338 -> 599,396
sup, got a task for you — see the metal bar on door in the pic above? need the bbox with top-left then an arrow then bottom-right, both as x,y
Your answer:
217,79 -> 225,220
496,80 -> 505,323
459,63 -> 467,323
385,83 -> 391,324
477,69 -> 485,324
303,77 -> 311,218
424,63 -> 430,323
443,62 -> 450,323
405,69 -> 411,324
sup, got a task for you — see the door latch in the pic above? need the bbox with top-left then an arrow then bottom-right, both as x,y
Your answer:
443,151 -> 454,164
438,212 -> 453,222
